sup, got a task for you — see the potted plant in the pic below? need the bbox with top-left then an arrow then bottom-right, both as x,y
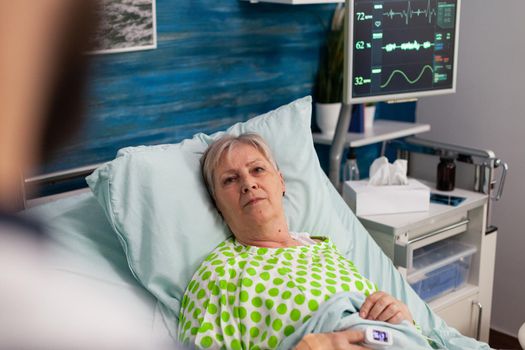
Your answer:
314,5 -> 345,135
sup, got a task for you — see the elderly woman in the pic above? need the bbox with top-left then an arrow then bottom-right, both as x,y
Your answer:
178,133 -> 414,350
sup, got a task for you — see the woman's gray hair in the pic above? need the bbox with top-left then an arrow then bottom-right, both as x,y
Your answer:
201,133 -> 279,199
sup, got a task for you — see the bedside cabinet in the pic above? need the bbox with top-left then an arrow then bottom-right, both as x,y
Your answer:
354,184 -> 496,342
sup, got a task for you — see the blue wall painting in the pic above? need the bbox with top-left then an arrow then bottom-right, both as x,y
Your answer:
45,0 -> 336,173
43,0 -> 414,182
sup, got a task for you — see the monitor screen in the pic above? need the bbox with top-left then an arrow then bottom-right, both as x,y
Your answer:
373,330 -> 389,342
345,0 -> 460,104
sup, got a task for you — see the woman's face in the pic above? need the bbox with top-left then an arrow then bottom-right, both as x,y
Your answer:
213,143 -> 286,236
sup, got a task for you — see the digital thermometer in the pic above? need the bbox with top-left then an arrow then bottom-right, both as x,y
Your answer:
363,327 -> 394,348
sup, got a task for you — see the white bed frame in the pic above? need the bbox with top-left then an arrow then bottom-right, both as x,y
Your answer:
23,163 -> 101,208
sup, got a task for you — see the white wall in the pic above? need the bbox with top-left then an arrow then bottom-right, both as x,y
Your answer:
416,0 -> 525,337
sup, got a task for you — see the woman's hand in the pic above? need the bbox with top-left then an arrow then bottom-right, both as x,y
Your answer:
359,291 -> 413,324
295,330 -> 370,350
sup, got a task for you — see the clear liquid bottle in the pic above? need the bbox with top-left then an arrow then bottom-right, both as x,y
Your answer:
343,150 -> 360,182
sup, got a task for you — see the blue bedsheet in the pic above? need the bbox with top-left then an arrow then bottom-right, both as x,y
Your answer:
277,292 -> 436,350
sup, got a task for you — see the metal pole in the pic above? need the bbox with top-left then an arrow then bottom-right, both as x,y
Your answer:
329,103 -> 352,191
329,0 -> 352,192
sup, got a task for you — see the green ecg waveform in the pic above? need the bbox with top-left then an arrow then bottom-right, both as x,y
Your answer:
380,65 -> 434,88
382,40 -> 434,52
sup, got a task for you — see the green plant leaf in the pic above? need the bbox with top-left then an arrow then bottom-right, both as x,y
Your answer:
315,9 -> 345,104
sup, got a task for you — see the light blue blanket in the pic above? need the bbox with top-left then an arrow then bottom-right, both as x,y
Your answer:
278,292 -> 441,350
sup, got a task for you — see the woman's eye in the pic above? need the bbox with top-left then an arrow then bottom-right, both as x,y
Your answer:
223,177 -> 236,185
253,166 -> 265,173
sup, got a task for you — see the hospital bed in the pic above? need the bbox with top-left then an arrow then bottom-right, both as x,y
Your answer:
22,96 -> 491,349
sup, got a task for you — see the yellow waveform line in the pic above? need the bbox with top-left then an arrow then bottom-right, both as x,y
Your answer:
380,65 -> 434,88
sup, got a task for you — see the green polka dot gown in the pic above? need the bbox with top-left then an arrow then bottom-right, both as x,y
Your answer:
178,235 -> 377,349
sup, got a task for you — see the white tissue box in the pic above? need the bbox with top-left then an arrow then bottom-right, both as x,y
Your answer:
342,178 -> 430,216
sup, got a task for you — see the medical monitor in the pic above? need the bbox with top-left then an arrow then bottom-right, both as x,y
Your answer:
344,0 -> 460,104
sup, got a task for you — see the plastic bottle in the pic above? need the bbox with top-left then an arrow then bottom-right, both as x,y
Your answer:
343,150 -> 360,182
436,154 -> 456,191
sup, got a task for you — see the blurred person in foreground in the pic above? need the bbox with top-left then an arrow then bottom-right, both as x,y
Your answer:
0,1 -> 178,349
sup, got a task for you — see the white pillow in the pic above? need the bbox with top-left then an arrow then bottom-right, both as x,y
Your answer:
86,96 -> 351,333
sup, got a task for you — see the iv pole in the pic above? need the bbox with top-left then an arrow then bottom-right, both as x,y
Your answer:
328,0 -> 352,192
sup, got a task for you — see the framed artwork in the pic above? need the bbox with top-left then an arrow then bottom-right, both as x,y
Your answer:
90,0 -> 157,54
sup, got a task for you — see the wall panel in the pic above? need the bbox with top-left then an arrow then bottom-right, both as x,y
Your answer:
44,1 -> 336,173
